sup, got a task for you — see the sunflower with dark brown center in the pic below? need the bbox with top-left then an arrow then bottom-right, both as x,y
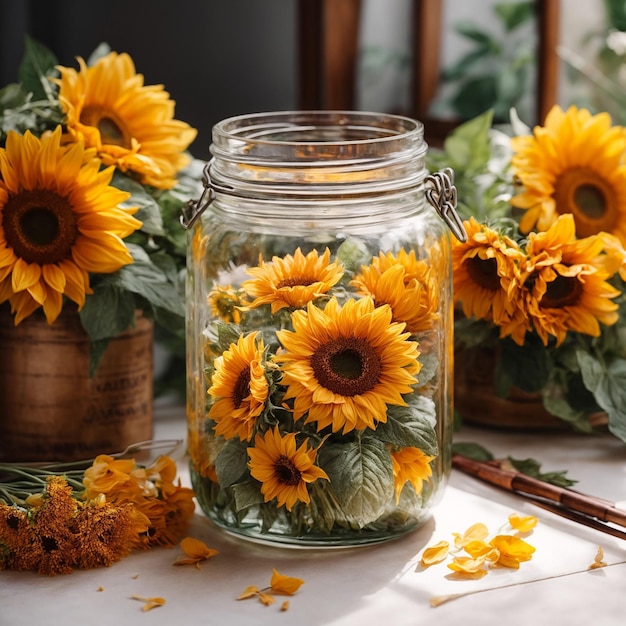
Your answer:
519,214 -> 621,346
0,127 -> 141,324
242,247 -> 344,314
53,51 -> 197,190
451,217 -> 526,326
510,105 -> 626,244
208,331 -> 269,441
275,296 -> 421,434
247,427 -> 329,511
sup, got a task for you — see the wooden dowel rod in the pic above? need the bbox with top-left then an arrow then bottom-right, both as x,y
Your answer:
452,454 -> 626,530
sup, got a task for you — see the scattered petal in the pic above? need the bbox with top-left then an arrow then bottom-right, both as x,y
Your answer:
453,522 -> 489,549
447,556 -> 488,579
280,601 -> 290,612
237,586 -> 260,600
97,586 -> 104,592
173,537 -> 219,568
464,540 -> 499,563
270,568 -> 305,595
589,546 -> 607,570
420,540 -> 450,567
131,595 -> 166,612
490,535 -> 536,569
258,592 -> 275,606
508,513 -> 539,534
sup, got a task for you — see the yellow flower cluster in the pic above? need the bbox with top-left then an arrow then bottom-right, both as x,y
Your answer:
0,454 -> 195,576
420,513 -> 538,579
201,247 -> 434,514
453,213 -> 624,346
83,454 -> 195,549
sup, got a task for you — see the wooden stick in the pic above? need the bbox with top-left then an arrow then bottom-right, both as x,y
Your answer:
525,497 -> 626,541
452,454 -> 626,530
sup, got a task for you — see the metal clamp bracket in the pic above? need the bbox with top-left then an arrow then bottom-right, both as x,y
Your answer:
425,168 -> 467,242
180,161 -> 215,230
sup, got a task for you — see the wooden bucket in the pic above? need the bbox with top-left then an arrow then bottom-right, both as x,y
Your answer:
0,305 -> 154,462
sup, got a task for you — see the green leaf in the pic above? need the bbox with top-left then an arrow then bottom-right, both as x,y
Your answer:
454,22 -> 499,49
494,1 -> 534,32
374,398 -> 438,456
318,436 -> 394,527
215,438 -> 250,488
107,244 -> 185,318
507,457 -> 578,488
440,47 -> 492,82
441,110 -> 493,172
18,36 -> 58,101
578,352 -> 626,442
450,76 -> 498,120
499,336 -> 551,393
452,442 -> 494,462
112,172 -> 165,237
80,283 -> 137,341
231,481 -> 264,512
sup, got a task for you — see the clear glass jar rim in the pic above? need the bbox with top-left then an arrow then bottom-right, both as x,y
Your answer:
210,110 -> 426,163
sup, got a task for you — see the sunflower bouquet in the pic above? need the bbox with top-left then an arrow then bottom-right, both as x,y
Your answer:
0,37 -> 200,372
188,245 -> 447,544
427,106 -> 626,443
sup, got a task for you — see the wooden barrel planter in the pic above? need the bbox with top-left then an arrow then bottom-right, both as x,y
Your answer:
0,305 -> 154,462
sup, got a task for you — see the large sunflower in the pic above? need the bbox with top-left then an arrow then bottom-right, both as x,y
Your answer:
0,127 -> 141,324
522,214 -> 621,346
241,247 -> 344,314
208,331 -> 269,441
53,51 -> 197,190
510,105 -> 626,243
247,426 -> 329,511
351,248 -> 439,334
275,297 -> 421,434
452,217 -> 526,326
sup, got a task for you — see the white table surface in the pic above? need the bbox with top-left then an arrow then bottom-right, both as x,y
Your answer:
2,401 -> 625,626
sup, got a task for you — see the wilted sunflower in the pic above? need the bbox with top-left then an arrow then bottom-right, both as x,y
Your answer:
54,51 -> 197,190
208,331 -> 269,441
275,297 -> 421,434
390,447 -> 434,504
0,127 -> 141,324
521,214 -> 621,346
242,247 -> 344,314
452,217 -> 525,325
247,427 -> 329,511
351,248 -> 439,334
510,105 -> 626,244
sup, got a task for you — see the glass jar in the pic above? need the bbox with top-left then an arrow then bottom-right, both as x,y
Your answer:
182,111 -> 465,547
